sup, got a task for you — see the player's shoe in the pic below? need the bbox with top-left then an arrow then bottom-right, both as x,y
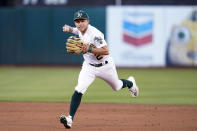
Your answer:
60,115 -> 72,129
128,76 -> 139,97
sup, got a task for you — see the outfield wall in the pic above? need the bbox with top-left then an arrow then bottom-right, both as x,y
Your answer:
0,6 -> 197,67
0,7 -> 106,65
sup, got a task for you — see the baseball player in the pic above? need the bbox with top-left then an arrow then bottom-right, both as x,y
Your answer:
60,10 -> 139,129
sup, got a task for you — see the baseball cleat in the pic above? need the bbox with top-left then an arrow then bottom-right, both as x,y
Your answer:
60,115 -> 72,129
128,76 -> 139,97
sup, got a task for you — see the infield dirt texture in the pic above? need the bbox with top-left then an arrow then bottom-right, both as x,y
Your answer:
0,102 -> 197,131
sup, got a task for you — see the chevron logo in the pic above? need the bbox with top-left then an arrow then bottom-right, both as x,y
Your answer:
123,13 -> 153,47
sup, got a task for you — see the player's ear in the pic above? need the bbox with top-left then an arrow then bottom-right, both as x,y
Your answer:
87,19 -> 90,23
74,22 -> 77,27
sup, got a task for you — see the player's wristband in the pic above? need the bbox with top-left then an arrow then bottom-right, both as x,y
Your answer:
88,47 -> 92,53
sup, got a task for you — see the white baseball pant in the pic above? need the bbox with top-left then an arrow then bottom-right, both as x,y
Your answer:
75,59 -> 123,94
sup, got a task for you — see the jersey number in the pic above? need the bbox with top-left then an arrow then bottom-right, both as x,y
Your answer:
95,54 -> 103,60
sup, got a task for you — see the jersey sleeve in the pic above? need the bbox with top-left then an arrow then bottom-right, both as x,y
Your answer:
72,27 -> 79,35
93,32 -> 107,48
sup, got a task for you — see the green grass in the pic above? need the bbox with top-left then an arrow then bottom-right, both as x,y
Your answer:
0,67 -> 197,105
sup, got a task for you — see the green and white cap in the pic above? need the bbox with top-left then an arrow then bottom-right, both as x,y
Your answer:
73,10 -> 89,21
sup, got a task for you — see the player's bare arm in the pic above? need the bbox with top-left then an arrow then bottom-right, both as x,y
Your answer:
81,44 -> 109,55
91,45 -> 109,55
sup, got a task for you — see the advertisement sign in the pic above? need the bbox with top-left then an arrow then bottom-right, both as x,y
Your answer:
107,6 -> 197,67
107,6 -> 166,67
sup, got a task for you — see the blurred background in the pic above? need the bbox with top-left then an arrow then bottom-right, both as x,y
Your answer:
0,0 -> 197,67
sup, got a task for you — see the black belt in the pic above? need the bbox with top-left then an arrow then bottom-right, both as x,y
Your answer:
89,61 -> 108,67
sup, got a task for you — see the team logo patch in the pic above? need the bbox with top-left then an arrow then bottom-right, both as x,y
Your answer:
94,37 -> 103,44
77,12 -> 82,17
90,44 -> 96,48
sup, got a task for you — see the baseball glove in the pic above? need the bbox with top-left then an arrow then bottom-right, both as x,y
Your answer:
66,36 -> 91,54
66,36 -> 83,54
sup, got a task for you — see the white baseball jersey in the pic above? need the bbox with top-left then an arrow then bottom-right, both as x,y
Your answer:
72,24 -> 123,94
72,24 -> 109,64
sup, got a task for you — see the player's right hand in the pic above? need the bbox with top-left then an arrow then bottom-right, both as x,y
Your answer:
63,24 -> 72,33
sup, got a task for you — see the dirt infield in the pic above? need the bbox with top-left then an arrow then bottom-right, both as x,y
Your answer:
0,102 -> 197,131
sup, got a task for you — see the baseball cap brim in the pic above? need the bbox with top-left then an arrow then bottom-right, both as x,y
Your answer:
73,18 -> 88,21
